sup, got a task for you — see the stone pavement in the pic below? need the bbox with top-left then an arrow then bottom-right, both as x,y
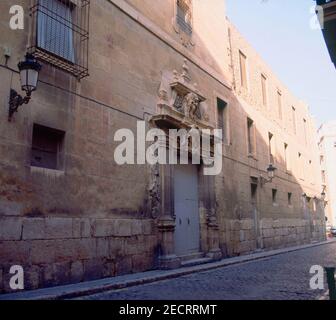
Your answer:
80,241 -> 336,300
1,240 -> 335,300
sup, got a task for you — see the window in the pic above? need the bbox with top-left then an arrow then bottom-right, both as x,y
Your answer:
320,155 -> 324,165
176,0 -> 192,35
268,132 -> 275,164
292,107 -> 297,134
303,119 -> 308,145
298,153 -> 304,180
284,143 -> 290,171
288,193 -> 292,206
277,91 -> 282,120
239,51 -> 248,89
247,118 -> 255,155
261,74 -> 267,106
272,189 -> 278,205
37,0 -> 75,62
217,98 -> 228,144
322,170 -> 326,184
29,0 -> 90,78
251,183 -> 258,203
31,124 -> 65,170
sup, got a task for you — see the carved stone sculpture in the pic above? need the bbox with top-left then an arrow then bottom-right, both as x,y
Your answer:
183,92 -> 200,120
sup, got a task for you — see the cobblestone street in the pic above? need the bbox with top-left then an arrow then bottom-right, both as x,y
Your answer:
78,242 -> 336,300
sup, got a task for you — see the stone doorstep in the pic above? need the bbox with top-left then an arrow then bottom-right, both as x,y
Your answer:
0,239 -> 334,301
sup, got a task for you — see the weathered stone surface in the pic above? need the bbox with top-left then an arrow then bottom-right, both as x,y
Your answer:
70,261 -> 84,283
22,218 -> 45,240
0,200 -> 23,216
0,241 -> 30,264
0,268 -> 3,293
131,220 -> 142,236
96,238 -> 109,257
73,219 -> 91,238
30,240 -> 56,264
142,220 -> 153,235
114,219 -> 132,237
109,238 -> 125,259
0,218 -> 22,240
25,265 -> 40,290
93,219 -> 115,237
83,259 -> 104,281
44,218 -> 73,239
115,257 -> 132,276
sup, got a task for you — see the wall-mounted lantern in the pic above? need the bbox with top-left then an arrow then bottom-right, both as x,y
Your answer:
8,53 -> 41,121
260,164 -> 277,186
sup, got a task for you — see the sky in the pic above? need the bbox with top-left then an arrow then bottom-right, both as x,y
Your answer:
226,0 -> 336,127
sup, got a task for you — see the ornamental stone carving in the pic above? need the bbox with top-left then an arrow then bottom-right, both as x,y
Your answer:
155,59 -> 210,127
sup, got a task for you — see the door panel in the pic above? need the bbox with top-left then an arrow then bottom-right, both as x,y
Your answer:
174,165 -> 200,256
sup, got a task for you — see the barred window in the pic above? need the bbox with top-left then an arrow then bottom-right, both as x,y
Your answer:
29,0 -> 90,79
38,0 -> 75,62
176,0 -> 192,35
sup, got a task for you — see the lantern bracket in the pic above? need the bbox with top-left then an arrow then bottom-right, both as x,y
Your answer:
8,89 -> 31,122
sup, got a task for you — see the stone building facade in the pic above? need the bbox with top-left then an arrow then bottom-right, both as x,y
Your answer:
318,121 -> 336,227
0,0 -> 326,292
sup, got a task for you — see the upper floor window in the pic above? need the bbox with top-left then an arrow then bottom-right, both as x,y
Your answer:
247,118 -> 256,155
277,90 -> 282,120
261,74 -> 267,107
292,106 -> 297,135
29,0 -> 90,79
38,0 -> 75,62
268,132 -> 275,164
217,98 -> 229,144
239,51 -> 248,89
176,0 -> 192,35
303,118 -> 308,145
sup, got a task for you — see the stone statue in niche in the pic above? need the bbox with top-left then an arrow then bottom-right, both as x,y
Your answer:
182,92 -> 200,120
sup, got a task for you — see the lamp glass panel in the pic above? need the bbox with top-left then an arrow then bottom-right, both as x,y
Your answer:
20,69 -> 38,92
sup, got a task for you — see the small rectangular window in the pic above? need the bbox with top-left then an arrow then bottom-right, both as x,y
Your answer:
292,107 -> 297,135
284,143 -> 290,171
272,189 -> 278,205
251,183 -> 258,203
217,98 -> 228,144
261,74 -> 267,106
298,152 -> 304,180
247,118 -> 255,155
303,119 -> 308,145
288,193 -> 292,206
239,51 -> 248,89
268,132 -> 274,164
277,91 -> 282,120
31,124 -> 65,170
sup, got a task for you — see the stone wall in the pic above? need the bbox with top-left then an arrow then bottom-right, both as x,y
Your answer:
0,217 -> 156,292
221,218 -> 326,257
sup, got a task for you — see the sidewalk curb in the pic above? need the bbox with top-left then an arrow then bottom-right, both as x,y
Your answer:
1,239 -> 334,300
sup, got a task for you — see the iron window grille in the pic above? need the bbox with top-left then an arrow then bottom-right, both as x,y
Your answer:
29,0 -> 90,79
176,0 -> 192,35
